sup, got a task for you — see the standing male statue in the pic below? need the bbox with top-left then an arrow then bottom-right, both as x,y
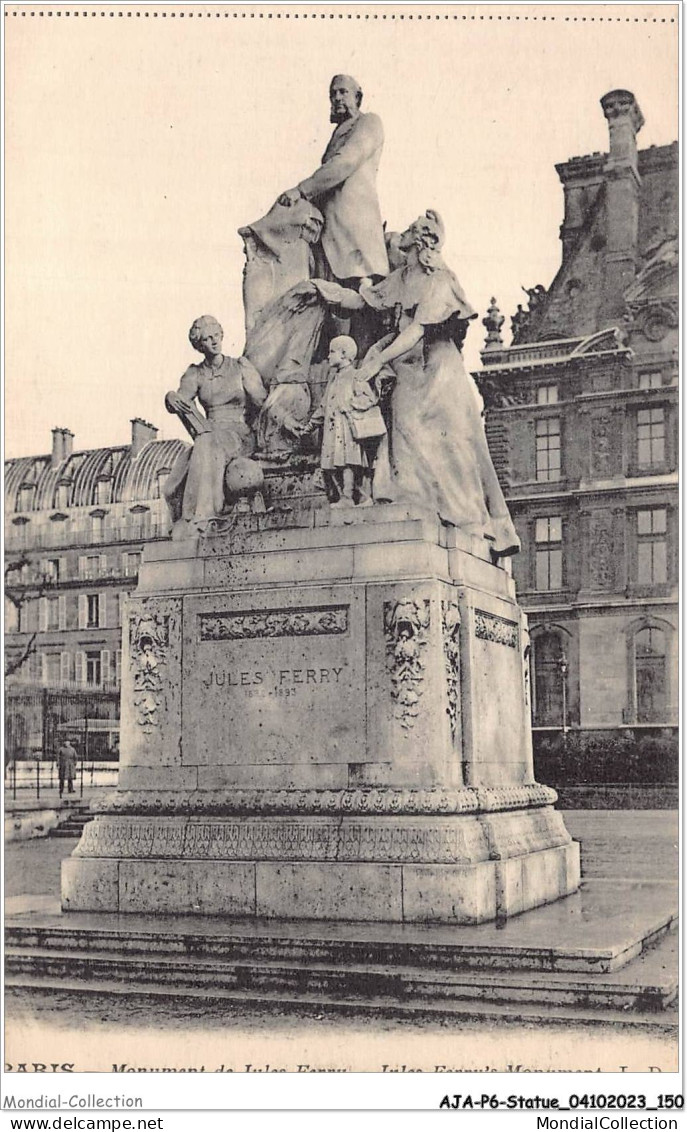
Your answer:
278,75 -> 389,285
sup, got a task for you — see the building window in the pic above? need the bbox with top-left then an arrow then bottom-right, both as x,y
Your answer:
532,631 -> 566,727
55,483 -> 71,509
637,406 -> 665,468
42,653 -> 61,686
123,552 -> 141,576
535,418 -> 561,482
17,484 -> 35,512
535,517 -> 563,591
91,513 -> 106,540
537,384 -> 558,405
155,470 -> 170,500
110,592 -> 121,628
46,596 -> 60,631
634,627 -> 666,723
85,650 -> 102,687
639,371 -> 662,390
637,508 -> 667,584
44,558 -> 61,582
80,555 -> 100,579
96,479 -> 112,505
86,594 -> 100,629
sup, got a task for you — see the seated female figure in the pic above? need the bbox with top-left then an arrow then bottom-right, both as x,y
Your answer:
163,315 -> 267,538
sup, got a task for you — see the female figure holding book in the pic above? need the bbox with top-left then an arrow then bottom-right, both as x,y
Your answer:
163,316 -> 267,537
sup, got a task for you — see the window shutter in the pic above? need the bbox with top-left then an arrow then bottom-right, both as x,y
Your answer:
78,594 -> 88,630
101,649 -> 111,685
39,597 -> 48,632
58,595 -> 67,630
78,556 -> 87,578
60,651 -> 71,683
115,649 -> 122,687
41,653 -> 48,685
75,651 -> 86,685
100,554 -> 108,576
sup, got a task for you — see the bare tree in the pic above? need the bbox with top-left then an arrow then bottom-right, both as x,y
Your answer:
4,554 -> 51,678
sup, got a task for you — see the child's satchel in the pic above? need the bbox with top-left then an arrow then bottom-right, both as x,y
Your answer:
347,404 -> 387,441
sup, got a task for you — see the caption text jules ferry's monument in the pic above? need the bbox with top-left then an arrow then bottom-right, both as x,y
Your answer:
63,76 -> 579,924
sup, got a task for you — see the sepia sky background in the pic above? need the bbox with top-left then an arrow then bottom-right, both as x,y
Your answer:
4,2 -> 678,459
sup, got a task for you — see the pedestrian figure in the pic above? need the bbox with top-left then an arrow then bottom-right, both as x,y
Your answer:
57,739 -> 77,798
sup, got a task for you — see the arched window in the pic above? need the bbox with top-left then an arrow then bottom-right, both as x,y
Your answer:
634,627 -> 666,723
532,631 -> 565,727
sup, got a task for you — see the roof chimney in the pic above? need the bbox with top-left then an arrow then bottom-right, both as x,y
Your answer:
52,428 -> 74,468
51,428 -> 63,469
599,89 -> 644,323
131,418 -> 158,457
62,429 -> 74,460
601,89 -> 645,167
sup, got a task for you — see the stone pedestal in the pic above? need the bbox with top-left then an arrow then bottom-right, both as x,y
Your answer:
63,507 -> 580,923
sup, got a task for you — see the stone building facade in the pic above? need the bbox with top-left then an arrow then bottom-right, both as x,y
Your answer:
5,420 -> 185,759
475,91 -> 678,788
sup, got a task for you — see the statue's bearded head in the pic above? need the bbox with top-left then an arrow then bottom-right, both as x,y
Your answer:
189,316 -> 224,358
329,75 -> 363,123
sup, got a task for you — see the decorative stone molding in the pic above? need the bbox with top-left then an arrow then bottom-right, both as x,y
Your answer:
384,598 -> 431,730
631,300 -> 679,344
93,783 -> 557,818
589,515 -> 614,588
474,609 -> 519,649
76,816 -> 493,865
129,610 -> 170,734
590,413 -> 613,477
199,605 -> 348,641
441,601 -> 461,741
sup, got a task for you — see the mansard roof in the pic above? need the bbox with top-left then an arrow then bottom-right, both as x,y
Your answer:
4,438 -> 187,514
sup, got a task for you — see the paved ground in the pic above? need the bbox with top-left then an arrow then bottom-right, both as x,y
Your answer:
4,811 -> 679,1074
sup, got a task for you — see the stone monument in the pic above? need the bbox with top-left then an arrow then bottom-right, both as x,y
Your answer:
62,76 -> 579,925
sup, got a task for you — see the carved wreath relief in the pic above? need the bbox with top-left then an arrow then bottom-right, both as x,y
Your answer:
384,599 -> 430,730
441,600 -> 461,742
129,611 -> 170,733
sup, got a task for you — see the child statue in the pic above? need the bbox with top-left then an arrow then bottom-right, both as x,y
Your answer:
301,335 -> 386,509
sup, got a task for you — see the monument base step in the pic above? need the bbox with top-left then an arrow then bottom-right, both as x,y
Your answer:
62,841 -> 580,925
6,880 -> 677,1021
4,929 -> 677,1017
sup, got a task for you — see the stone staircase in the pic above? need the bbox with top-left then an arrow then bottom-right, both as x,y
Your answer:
48,807 -> 92,839
4,900 -> 678,1026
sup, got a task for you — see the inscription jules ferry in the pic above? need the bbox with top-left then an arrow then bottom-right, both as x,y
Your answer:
198,605 -> 349,698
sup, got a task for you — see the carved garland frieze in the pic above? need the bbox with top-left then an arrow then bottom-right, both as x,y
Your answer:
199,605 -> 349,641
129,611 -> 170,734
441,601 -> 461,742
94,783 -> 558,818
474,609 -> 519,649
384,598 -> 431,730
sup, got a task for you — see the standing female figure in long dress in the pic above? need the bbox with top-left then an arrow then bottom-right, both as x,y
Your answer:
313,211 -> 520,558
